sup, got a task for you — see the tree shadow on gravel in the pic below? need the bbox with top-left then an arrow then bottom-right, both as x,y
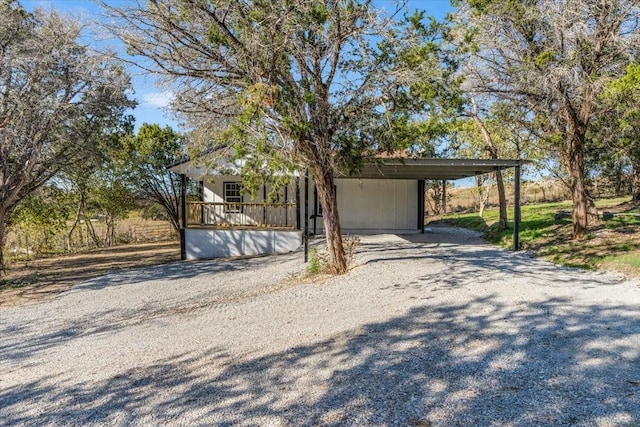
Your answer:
2,296 -> 639,426
0,254 -> 303,364
73,251 -> 301,292
358,233 -> 622,290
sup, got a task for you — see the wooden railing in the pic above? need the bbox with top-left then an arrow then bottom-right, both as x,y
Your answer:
187,202 -> 297,229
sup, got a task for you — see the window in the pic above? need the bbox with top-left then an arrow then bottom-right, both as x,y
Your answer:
224,182 -> 242,212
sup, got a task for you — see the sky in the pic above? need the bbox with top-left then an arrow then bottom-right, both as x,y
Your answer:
22,0 -> 455,131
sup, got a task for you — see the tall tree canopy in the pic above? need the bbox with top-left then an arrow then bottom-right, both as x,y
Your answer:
107,0 -> 446,273
0,1 -> 134,271
122,123 -> 187,232
595,63 -> 640,203
454,0 -> 640,238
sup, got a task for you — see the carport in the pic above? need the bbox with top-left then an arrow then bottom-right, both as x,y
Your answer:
338,158 -> 526,251
174,156 -> 526,260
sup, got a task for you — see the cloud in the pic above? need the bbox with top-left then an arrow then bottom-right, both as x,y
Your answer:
141,91 -> 175,108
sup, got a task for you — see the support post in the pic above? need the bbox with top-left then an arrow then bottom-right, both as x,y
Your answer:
514,162 -> 521,251
180,173 -> 187,260
199,181 -> 205,224
304,170 -> 309,263
313,187 -> 318,235
295,177 -> 300,230
263,185 -> 267,225
285,185 -> 289,227
418,179 -> 425,233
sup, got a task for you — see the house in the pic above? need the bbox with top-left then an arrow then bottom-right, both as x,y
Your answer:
169,157 -> 524,260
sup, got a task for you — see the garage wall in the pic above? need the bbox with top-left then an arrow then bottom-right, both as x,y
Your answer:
337,179 -> 418,233
305,178 -> 419,234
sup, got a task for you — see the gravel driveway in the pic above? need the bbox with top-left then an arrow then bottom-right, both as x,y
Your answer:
1,225 -> 639,426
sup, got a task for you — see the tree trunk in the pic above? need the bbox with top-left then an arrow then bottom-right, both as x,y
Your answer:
631,160 -> 640,205
83,210 -> 100,247
0,208 -> 6,276
67,197 -> 84,251
566,137 -> 590,238
477,177 -> 491,218
470,105 -> 508,230
495,170 -> 508,230
313,165 -> 347,274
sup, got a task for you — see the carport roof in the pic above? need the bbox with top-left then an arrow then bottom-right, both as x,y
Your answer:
342,158 -> 524,180
170,157 -> 525,181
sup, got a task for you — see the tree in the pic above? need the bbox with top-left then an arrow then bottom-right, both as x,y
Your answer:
9,185 -> 73,257
122,123 -> 187,231
454,0 -> 640,238
0,1 -> 134,272
106,0 -> 445,274
596,63 -> 640,204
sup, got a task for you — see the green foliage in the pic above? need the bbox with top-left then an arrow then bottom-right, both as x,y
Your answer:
120,123 -> 188,231
10,186 -> 74,256
92,181 -> 135,223
141,203 -> 170,221
444,197 -> 640,274
308,247 -> 322,275
603,252 -> 640,270
534,50 -> 556,67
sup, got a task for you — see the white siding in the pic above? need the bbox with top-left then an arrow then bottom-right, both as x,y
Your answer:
200,176 -> 419,234
302,178 -> 419,234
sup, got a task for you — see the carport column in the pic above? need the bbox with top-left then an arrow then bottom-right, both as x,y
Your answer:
304,170 -> 309,263
295,176 -> 300,230
514,161 -> 521,251
180,173 -> 187,260
418,179 -> 425,233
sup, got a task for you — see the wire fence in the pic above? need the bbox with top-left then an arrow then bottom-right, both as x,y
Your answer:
6,220 -> 177,262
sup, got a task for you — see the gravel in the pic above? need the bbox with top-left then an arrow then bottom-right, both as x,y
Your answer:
1,225 -> 639,426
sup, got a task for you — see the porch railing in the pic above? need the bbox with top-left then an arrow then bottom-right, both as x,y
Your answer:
187,202 -> 297,229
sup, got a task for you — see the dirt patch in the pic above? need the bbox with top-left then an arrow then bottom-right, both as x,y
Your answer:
0,240 -> 180,307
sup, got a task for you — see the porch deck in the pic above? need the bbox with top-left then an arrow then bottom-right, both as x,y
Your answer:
183,201 -> 301,260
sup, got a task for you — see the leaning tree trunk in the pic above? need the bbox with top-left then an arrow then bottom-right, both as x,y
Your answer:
471,107 -> 508,230
313,165 -> 347,275
0,207 -> 7,275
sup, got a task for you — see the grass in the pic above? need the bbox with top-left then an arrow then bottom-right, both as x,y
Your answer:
0,276 -> 35,290
440,197 -> 640,277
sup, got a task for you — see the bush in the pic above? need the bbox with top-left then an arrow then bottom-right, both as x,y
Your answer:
308,247 -> 322,275
141,203 -> 170,221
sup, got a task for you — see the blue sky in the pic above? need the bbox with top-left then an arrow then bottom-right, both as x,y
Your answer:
22,0 -> 454,130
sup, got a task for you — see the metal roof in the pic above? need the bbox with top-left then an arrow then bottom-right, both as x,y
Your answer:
341,158 -> 524,180
171,157 -> 525,181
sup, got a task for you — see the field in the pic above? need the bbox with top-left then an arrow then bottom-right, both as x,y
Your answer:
440,197 -> 640,276
0,241 -> 180,307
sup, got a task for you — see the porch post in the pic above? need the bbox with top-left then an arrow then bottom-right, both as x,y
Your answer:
514,162 -> 521,251
313,187 -> 318,236
295,177 -> 300,230
263,185 -> 267,225
180,173 -> 187,260
199,181 -> 205,224
304,170 -> 309,263
418,179 -> 425,233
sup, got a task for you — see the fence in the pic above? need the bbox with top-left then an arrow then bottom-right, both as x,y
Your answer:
6,219 -> 177,262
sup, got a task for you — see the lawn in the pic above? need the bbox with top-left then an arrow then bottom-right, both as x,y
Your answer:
440,197 -> 640,277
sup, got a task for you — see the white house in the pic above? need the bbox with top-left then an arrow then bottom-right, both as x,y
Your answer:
170,157 -> 524,260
